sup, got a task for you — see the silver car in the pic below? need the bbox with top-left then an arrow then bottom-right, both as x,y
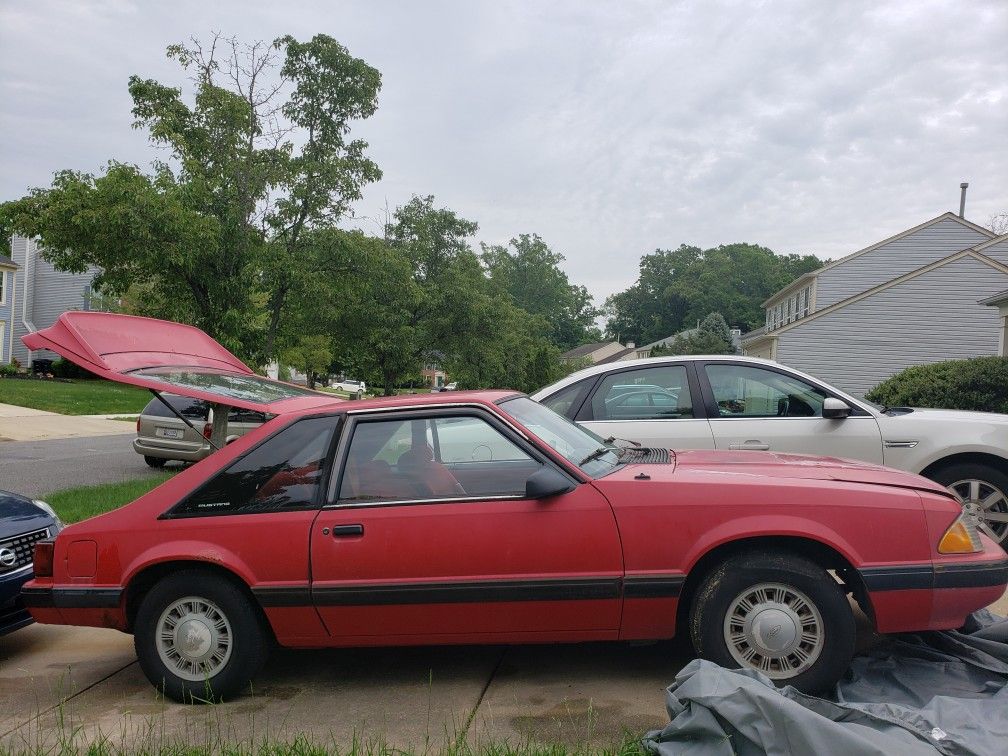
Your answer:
133,395 -> 267,467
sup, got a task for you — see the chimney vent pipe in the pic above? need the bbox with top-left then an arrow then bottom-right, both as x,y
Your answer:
960,182 -> 969,218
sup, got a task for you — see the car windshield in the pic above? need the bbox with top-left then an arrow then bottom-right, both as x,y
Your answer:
128,367 -> 320,404
499,396 -> 621,477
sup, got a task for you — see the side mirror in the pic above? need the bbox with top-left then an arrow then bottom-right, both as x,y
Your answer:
822,397 -> 852,419
525,466 -> 575,500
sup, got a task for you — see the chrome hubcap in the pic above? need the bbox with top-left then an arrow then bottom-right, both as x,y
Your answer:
723,582 -> 824,679
948,479 -> 1008,544
156,597 -> 233,681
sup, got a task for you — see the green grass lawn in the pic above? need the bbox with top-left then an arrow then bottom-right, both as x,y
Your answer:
44,473 -> 174,523
0,378 -> 151,414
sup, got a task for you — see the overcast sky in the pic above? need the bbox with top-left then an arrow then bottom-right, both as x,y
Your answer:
1,0 -> 1006,302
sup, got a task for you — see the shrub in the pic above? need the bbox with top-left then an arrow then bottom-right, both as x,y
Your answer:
50,358 -> 97,380
0,362 -> 16,377
865,356 -> 1008,413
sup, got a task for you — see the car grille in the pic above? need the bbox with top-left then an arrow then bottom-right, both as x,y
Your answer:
619,447 -> 673,464
0,528 -> 50,573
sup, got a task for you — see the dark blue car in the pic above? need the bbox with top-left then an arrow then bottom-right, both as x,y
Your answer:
1,490 -> 61,635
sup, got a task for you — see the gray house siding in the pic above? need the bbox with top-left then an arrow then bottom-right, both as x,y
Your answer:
775,255 -> 1008,398
9,236 -> 98,366
980,240 -> 1008,266
814,218 -> 991,310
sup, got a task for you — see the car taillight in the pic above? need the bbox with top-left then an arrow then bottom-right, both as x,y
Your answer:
938,514 -> 984,554
203,422 -> 213,440
33,541 -> 55,577
136,416 -> 141,434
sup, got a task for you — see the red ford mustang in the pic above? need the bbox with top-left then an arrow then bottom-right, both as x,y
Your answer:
20,312 -> 1008,702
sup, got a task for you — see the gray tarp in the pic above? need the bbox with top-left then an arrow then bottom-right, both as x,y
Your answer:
643,611 -> 1008,756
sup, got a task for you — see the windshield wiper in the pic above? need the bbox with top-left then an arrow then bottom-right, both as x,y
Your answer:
578,446 -> 614,467
603,435 -> 641,447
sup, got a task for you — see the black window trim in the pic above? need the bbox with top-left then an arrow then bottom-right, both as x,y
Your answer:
697,359 -> 872,420
574,360 -> 707,423
159,412 -> 345,520
327,405 -> 581,510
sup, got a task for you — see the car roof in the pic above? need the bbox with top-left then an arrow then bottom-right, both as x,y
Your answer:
279,390 -> 523,419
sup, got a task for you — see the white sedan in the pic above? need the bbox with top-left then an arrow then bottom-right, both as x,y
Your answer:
532,355 -> 1008,546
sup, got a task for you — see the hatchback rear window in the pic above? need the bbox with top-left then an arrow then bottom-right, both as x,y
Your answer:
130,367 -> 320,404
141,395 -> 209,420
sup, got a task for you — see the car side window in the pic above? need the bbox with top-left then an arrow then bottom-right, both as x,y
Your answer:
338,414 -> 538,504
590,365 -> 694,420
705,364 -> 827,418
171,416 -> 339,516
540,379 -> 590,419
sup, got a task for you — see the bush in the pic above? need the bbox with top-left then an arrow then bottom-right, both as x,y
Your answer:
865,356 -> 1008,413
50,358 -> 97,380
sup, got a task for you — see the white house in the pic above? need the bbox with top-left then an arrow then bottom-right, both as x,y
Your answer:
741,212 -> 1008,397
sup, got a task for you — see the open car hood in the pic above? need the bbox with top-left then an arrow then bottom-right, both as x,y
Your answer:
22,312 -> 339,414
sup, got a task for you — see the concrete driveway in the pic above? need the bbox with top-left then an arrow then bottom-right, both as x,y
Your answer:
0,403 -> 135,443
4,591 -> 1006,752
0,624 -> 687,752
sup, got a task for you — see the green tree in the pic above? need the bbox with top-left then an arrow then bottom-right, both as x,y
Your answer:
650,312 -> 736,356
0,33 -> 381,362
605,243 -> 822,345
482,234 -> 601,350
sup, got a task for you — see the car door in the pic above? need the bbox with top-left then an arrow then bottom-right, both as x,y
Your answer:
310,407 -> 624,641
572,362 -> 715,449
700,361 -> 884,462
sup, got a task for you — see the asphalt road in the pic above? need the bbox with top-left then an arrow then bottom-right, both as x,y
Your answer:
0,433 -> 178,498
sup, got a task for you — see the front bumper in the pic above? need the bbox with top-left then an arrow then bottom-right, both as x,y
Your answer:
0,566 -> 35,635
859,554 -> 1008,633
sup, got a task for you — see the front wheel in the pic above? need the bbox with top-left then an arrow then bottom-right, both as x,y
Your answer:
689,551 -> 855,693
134,570 -> 270,703
928,463 -> 1008,546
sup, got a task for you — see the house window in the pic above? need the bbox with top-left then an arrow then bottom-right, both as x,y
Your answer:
0,270 -> 5,305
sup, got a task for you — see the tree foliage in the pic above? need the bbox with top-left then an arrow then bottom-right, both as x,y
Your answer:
482,234 -> 602,351
650,312 -> 736,356
0,33 -> 381,361
605,243 -> 822,345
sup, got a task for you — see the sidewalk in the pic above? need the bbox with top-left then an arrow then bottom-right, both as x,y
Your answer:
0,403 -> 135,442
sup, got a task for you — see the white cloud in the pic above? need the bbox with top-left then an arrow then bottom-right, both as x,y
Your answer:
1,0 -> 1005,302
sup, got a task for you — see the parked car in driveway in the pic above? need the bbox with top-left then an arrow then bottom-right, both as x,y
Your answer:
18,312 -> 1008,701
134,395 -> 268,467
330,378 -> 366,395
1,490 -> 61,635
533,356 -> 1008,546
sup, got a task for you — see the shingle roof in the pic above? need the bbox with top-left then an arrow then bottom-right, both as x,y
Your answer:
561,341 -> 618,359
596,348 -> 636,364
0,255 -> 18,268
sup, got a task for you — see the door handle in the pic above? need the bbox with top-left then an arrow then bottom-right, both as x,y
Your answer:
729,440 -> 770,451
332,524 -> 364,537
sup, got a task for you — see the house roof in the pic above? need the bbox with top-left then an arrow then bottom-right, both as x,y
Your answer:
765,247 -> 1008,338
596,347 -> 637,364
0,255 -> 18,269
643,327 -> 697,351
561,341 -> 618,359
761,213 -> 997,307
739,326 -> 766,343
979,289 -> 1008,307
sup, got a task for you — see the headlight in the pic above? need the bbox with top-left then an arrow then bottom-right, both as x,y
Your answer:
32,499 -> 64,529
938,513 -> 983,554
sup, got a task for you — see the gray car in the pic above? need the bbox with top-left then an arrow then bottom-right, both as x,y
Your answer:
133,395 -> 267,467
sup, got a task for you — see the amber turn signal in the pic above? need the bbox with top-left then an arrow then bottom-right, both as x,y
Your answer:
938,516 -> 983,554
33,540 -> 55,577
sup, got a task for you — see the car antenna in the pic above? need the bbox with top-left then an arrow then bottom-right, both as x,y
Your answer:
149,390 -> 221,451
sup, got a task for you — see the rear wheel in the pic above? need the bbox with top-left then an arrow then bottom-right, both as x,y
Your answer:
134,570 -> 270,703
928,463 -> 1008,546
689,551 -> 855,693
143,456 -> 167,468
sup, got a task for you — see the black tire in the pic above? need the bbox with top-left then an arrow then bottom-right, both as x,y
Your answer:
144,456 -> 167,468
689,550 -> 855,694
927,462 -> 1008,547
134,570 -> 270,703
